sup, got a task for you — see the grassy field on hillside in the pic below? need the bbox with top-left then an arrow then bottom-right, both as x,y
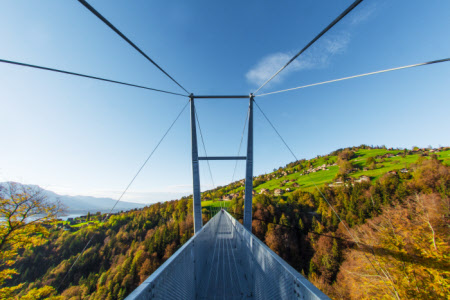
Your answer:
256,149 -> 450,192
256,165 -> 340,191
200,148 -> 450,201
201,200 -> 231,208
438,150 -> 450,164
70,220 -> 99,228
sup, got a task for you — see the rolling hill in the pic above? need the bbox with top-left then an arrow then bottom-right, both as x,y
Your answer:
0,182 -> 146,215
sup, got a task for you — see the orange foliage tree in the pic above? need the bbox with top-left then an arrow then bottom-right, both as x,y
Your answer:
335,193 -> 450,299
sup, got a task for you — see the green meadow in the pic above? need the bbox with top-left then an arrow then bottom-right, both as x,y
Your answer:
200,147 -> 450,206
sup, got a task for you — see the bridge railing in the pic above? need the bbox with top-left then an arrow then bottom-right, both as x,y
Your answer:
125,212 -> 221,300
125,210 -> 330,300
225,211 -> 329,300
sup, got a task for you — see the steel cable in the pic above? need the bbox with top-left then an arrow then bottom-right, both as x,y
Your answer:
195,110 -> 216,189
253,100 -> 393,293
0,59 -> 188,97
57,100 -> 189,290
78,0 -> 189,95
253,101 -> 298,162
231,107 -> 250,183
257,58 -> 450,97
254,0 -> 364,94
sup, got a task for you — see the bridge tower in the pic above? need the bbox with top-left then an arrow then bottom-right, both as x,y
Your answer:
243,94 -> 254,230
190,94 -> 254,233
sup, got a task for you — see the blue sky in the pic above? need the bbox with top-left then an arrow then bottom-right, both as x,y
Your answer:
1,0 -> 449,203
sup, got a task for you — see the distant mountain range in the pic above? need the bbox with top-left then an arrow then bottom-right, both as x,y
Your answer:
0,182 -> 146,215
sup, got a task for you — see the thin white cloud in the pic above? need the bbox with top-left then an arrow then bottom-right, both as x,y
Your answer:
322,32 -> 350,55
246,3 -> 376,88
246,32 -> 350,87
245,52 -> 313,87
347,3 -> 377,26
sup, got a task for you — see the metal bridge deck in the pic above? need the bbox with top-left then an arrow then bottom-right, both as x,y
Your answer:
197,213 -> 250,299
126,210 -> 329,300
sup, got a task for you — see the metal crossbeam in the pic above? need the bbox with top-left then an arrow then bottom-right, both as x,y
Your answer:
198,156 -> 246,160
192,95 -> 250,99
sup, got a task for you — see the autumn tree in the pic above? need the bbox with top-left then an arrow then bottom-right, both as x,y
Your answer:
308,234 -> 342,296
335,193 -> 450,299
366,156 -> 377,170
338,149 -> 355,161
0,182 -> 64,299
335,150 -> 355,181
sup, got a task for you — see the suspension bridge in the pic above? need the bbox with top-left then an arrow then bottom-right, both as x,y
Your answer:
2,0 -> 449,299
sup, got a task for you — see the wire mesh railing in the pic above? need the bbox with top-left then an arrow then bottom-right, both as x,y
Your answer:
126,210 -> 329,300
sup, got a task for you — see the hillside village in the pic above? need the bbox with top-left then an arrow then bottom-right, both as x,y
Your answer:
201,145 -> 450,206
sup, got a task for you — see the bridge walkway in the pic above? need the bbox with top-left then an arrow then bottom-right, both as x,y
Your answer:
125,210 -> 329,300
197,212 -> 251,299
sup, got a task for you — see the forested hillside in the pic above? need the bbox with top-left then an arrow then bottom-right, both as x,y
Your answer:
2,145 -> 449,299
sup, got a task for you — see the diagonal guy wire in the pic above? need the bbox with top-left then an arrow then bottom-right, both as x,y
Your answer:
253,100 -> 389,289
257,58 -> 450,97
195,110 -> 215,189
254,0 -> 364,94
78,0 -> 189,95
0,59 -> 187,97
57,100 -> 189,290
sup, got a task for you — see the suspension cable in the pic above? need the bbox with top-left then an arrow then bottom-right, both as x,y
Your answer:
253,100 -> 393,289
78,0 -> 189,95
231,107 -> 250,183
257,57 -> 450,97
253,101 -> 298,162
195,110 -> 215,189
254,0 -> 364,94
0,59 -> 187,98
254,100 -> 363,243
57,100 -> 189,290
